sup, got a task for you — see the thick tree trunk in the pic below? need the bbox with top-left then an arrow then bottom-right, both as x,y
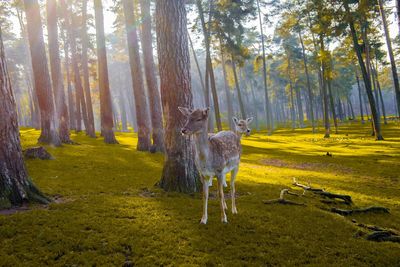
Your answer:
379,0 -> 400,116
156,0 -> 199,193
0,27 -> 49,208
345,1 -> 383,140
122,0 -> 151,151
257,0 -> 273,134
46,0 -> 71,144
24,0 -> 61,146
94,0 -> 118,144
81,0 -> 96,137
196,0 -> 222,131
139,0 -> 164,152
295,88 -> 304,128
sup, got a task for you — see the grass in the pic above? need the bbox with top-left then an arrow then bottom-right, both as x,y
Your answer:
1,121 -> 400,266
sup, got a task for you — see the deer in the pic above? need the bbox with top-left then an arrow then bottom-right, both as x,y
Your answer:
178,107 -> 253,224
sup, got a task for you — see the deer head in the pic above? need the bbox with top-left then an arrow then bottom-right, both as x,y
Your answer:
233,117 -> 253,136
178,107 -> 210,135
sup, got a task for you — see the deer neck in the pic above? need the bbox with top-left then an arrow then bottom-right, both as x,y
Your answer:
193,127 -> 210,165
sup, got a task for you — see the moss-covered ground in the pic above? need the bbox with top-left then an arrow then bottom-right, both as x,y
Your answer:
1,122 -> 400,266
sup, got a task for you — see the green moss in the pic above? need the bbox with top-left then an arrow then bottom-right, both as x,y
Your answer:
1,122 -> 399,266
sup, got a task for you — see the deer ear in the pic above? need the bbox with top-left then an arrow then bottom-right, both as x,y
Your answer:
178,107 -> 192,117
246,117 -> 253,124
203,107 -> 210,117
232,117 -> 239,125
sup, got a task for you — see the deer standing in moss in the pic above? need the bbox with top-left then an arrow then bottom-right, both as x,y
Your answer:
179,107 -> 253,224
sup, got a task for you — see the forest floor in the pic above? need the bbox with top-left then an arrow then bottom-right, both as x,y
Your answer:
1,121 -> 400,266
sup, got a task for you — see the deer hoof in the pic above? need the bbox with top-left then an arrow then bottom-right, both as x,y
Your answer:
200,217 -> 208,224
221,217 -> 228,223
232,207 -> 238,214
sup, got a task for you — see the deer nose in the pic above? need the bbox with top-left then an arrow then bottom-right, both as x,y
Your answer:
246,129 -> 250,133
181,128 -> 187,135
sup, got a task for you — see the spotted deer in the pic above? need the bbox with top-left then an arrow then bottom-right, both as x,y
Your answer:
179,107 -> 253,224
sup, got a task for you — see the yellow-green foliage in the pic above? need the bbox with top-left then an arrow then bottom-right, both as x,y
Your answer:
1,123 -> 399,266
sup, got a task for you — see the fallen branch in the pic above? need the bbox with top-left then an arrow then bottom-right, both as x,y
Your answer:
293,178 -> 352,204
263,189 -> 306,206
331,206 -> 389,216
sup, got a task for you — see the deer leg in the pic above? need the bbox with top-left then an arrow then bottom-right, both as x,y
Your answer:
200,177 -> 209,224
218,175 -> 228,223
231,168 -> 238,214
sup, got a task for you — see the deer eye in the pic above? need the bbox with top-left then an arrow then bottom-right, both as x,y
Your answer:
196,118 -> 203,122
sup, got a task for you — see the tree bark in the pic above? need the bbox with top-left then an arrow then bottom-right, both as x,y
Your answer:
139,0 -> 164,152
219,45 -> 234,130
24,0 -> 61,146
378,0 -> 400,116
94,0 -> 118,144
81,0 -> 96,137
344,1 -> 383,140
156,0 -> 199,193
46,0 -> 71,144
0,27 -> 49,208
122,0 -> 151,151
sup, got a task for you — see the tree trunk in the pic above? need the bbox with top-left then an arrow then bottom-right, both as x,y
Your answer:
373,64 -> 387,125
356,72 -> 365,123
344,1 -> 383,140
219,45 -> 234,130
347,95 -> 355,119
46,0 -> 71,144
156,0 -> 199,193
24,0 -> 61,146
0,27 -> 49,208
139,0 -> 164,152
319,35 -> 330,138
397,0 -> 400,38
61,26 -> 76,131
231,57 -> 246,119
122,0 -> 151,151
196,0 -> 222,131
81,0 -> 96,137
257,0 -> 273,134
94,0 -> 118,144
327,80 -> 338,134
379,0 -> 400,116
298,29 -> 315,132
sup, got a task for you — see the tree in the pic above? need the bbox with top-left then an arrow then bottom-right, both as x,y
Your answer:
156,0 -> 199,193
81,0 -> 96,137
24,0 -> 61,146
378,0 -> 400,116
196,0 -> 222,132
256,0 -> 273,134
0,27 -> 49,208
122,0 -> 151,151
343,0 -> 383,140
139,0 -> 164,152
46,0 -> 71,144
94,0 -> 118,144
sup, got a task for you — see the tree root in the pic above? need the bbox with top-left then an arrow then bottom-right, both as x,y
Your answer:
352,220 -> 400,243
293,178 -> 352,204
331,206 -> 389,216
263,189 -> 306,206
